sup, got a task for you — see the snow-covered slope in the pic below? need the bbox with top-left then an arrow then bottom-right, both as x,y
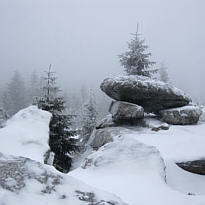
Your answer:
70,117 -> 205,205
0,106 -> 51,163
0,153 -> 127,205
0,106 -> 128,205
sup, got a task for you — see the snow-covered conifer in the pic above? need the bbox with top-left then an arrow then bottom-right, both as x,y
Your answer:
119,25 -> 156,77
38,65 -> 78,173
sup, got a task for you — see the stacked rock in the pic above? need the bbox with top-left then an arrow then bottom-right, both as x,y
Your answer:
100,75 -> 202,125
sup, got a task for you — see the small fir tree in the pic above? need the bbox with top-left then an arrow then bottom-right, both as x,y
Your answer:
119,25 -> 156,77
38,65 -> 78,173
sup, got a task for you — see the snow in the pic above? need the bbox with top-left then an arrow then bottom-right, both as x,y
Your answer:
0,153 -> 127,205
70,120 -> 205,205
0,106 -> 127,205
164,104 -> 199,112
1,105 -> 205,205
143,115 -> 169,128
199,105 -> 205,122
0,106 -> 51,163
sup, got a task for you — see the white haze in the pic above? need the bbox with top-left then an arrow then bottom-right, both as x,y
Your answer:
0,0 -> 204,102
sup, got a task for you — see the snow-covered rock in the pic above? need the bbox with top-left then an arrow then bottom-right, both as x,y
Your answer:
176,159 -> 205,175
96,114 -> 116,129
109,101 -> 144,124
71,120 -> 205,205
89,127 -> 130,150
143,115 -> 170,131
0,106 -> 51,163
159,105 -> 202,125
100,75 -> 191,113
0,153 -> 127,205
70,131 -> 168,205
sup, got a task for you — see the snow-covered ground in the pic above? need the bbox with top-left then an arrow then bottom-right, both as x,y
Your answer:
1,106 -> 205,205
0,106 -> 51,163
70,114 -> 205,205
0,106 -> 127,205
0,153 -> 127,205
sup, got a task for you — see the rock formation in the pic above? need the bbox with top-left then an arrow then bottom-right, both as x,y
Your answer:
101,75 -> 191,113
100,75 -> 201,126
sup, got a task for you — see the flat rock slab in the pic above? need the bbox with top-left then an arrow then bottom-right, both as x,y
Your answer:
100,75 -> 191,113
159,105 -> 202,125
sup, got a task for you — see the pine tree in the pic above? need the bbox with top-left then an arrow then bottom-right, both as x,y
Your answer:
159,62 -> 169,83
3,70 -> 27,115
119,25 -> 156,77
38,65 -> 78,173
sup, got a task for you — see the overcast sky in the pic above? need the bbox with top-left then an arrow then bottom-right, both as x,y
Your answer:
0,0 -> 204,101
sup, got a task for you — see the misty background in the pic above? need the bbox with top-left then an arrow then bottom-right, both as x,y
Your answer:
0,0 -> 204,102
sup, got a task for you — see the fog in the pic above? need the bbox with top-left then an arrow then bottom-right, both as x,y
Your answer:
0,0 -> 205,101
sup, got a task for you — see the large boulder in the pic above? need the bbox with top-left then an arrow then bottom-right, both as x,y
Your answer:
159,105 -> 202,125
109,101 -> 144,124
100,75 -> 191,113
176,159 -> 205,175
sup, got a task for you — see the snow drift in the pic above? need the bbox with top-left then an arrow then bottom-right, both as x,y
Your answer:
70,121 -> 205,205
0,106 -> 51,163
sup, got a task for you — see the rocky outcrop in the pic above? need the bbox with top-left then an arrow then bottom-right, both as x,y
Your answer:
109,101 -> 144,124
101,75 -> 191,113
159,105 -> 202,125
0,153 -> 128,205
83,132 -> 166,182
176,159 -> 205,175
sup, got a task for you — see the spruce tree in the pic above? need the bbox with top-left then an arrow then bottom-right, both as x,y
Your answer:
119,25 -> 156,77
38,65 -> 78,173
